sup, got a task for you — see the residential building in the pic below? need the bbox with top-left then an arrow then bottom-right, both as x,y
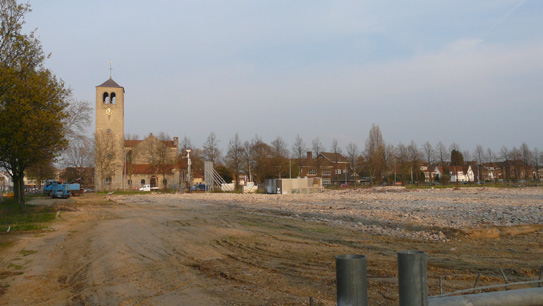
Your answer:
301,152 -> 350,186
448,165 -> 474,183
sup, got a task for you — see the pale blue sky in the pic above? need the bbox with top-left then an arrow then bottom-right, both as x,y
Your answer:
25,0 -> 543,153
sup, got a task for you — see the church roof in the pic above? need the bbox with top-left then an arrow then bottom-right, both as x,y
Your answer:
124,138 -> 177,148
96,78 -> 124,89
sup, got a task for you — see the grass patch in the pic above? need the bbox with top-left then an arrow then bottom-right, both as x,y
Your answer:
0,271 -> 23,280
19,250 -> 37,256
6,263 -> 23,270
0,198 -> 57,233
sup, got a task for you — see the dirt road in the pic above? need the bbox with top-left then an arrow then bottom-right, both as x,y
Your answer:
1,189 -> 542,305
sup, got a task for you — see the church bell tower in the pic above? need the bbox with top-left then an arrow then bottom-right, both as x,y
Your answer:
95,78 -> 125,190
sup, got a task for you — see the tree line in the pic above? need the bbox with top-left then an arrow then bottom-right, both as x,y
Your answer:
122,123 -> 541,191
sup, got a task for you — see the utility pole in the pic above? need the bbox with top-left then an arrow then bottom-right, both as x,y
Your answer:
186,149 -> 192,192
289,158 -> 292,179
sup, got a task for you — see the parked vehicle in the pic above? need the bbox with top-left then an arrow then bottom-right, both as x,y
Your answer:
43,180 -> 59,195
190,184 -> 206,192
50,183 -> 70,199
44,180 -> 82,197
139,184 -> 151,191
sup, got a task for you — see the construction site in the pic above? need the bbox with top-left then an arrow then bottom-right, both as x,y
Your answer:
0,187 -> 542,305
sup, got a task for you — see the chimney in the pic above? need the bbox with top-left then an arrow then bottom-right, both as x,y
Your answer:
307,151 -> 313,159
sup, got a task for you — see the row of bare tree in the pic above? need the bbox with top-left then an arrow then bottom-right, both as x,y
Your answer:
164,124 -> 543,188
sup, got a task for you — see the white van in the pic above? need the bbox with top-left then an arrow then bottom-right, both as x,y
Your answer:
139,184 -> 151,191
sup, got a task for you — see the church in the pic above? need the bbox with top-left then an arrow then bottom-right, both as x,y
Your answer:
94,78 -> 181,191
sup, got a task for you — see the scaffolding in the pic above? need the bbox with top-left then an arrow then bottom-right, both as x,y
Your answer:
204,161 -> 234,192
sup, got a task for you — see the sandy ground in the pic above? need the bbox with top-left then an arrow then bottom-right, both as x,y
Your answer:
0,187 -> 542,305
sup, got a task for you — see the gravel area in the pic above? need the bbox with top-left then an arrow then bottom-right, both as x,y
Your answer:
114,187 -> 543,241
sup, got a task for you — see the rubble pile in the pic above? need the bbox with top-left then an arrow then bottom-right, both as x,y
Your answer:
115,187 -> 543,241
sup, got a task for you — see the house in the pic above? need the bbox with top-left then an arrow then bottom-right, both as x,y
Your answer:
1,171 -> 13,192
420,164 -> 441,183
480,163 -> 500,181
301,152 -> 350,186
448,165 -> 474,183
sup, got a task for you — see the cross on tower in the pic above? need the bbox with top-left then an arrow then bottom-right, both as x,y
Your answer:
109,60 -> 113,79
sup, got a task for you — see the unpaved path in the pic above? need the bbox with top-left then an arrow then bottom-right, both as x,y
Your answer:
1,189 -> 542,305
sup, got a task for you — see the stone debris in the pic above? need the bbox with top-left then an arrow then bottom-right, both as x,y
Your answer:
114,187 -> 543,242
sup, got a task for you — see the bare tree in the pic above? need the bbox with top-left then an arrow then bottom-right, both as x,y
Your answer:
242,140 -> 254,182
473,145 -> 485,183
330,139 -> 343,163
312,137 -> 325,175
435,141 -> 449,184
292,134 -> 307,177
270,136 -> 289,178
62,99 -> 93,143
485,147 -> 496,182
436,141 -> 449,167
124,134 -> 142,189
94,131 -> 121,190
58,99 -> 93,185
180,136 -> 193,152
384,143 -> 395,184
407,141 -> 422,184
345,142 -> 359,176
249,135 -> 272,184
62,136 -> 94,169
520,143 -> 532,181
509,146 -> 521,182
396,142 -> 410,184
499,146 -> 510,182
462,150 -> 472,162
225,133 -> 245,191
532,147 -> 540,182
422,141 -> 435,184
144,132 -> 175,189
486,148 -> 494,163
203,132 -> 222,165
364,124 -> 386,185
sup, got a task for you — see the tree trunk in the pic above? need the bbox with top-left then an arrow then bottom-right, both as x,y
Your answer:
13,174 -> 25,209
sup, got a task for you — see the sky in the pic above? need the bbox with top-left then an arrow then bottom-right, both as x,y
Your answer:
24,0 -> 543,154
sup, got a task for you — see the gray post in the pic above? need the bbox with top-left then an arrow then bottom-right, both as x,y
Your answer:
336,254 -> 368,306
398,250 -> 428,306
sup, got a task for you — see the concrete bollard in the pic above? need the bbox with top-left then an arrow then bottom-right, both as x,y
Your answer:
398,250 -> 428,306
336,254 -> 368,306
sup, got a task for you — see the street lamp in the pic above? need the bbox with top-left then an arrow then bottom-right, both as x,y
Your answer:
185,149 -> 192,191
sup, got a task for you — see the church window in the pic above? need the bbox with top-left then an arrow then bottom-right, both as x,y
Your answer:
141,179 -> 145,185
110,92 -> 116,104
105,177 -> 112,184
163,179 -> 167,186
128,179 -> 132,185
103,92 -> 109,104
